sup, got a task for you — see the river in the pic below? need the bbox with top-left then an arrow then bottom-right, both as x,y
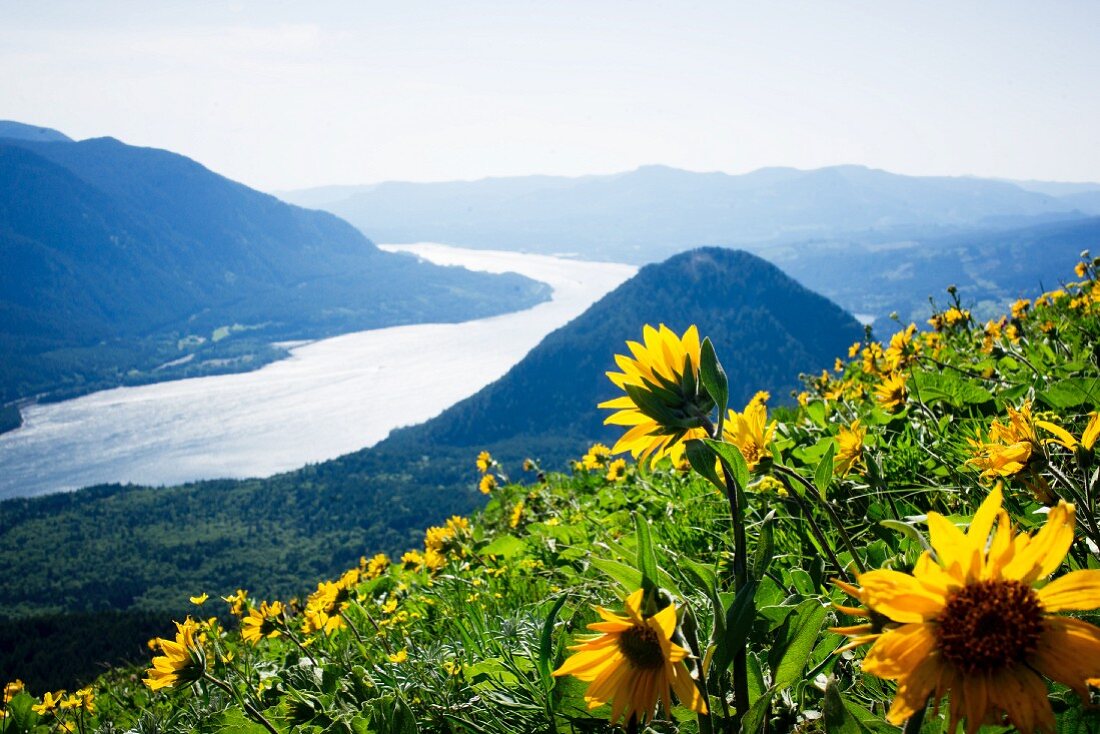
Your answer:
0,244 -> 635,499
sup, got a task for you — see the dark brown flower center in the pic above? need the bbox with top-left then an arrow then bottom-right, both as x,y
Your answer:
937,580 -> 1044,673
618,624 -> 666,670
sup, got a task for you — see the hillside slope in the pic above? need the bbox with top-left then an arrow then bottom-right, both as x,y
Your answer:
0,134 -> 548,403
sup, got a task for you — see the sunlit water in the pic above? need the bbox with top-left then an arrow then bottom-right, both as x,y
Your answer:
0,244 -> 636,499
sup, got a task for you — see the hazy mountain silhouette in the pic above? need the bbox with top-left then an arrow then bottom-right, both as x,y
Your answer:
278,164 -> 1095,262
0,120 -> 73,143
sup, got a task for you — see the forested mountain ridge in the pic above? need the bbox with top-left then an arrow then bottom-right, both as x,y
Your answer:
382,247 -> 863,452
0,133 -> 548,404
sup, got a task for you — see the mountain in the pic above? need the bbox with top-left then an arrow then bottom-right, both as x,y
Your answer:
1009,179 -> 1100,197
0,132 -> 548,404
277,165 -> 1092,262
770,216 -> 1100,331
0,246 -> 862,625
0,120 -> 72,143
380,247 -> 863,453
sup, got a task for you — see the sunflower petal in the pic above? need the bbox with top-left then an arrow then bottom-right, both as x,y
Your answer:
862,623 -> 937,679
1036,569 -> 1100,612
1000,501 -> 1075,583
858,570 -> 946,623
1030,616 -> 1100,700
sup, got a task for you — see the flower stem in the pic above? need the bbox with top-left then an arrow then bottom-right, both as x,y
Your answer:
203,672 -> 280,734
773,465 -> 866,574
679,608 -> 714,734
720,462 -> 750,732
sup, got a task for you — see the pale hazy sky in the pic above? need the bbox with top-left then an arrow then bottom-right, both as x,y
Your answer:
2,1 -> 1098,191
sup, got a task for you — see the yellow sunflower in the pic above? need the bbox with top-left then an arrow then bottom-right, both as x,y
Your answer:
599,324 -> 713,467
1038,412 -> 1100,454
144,618 -> 205,691
31,690 -> 65,715
833,485 -> 1100,734
884,324 -> 919,371
553,589 -> 706,725
723,394 -> 776,471
874,372 -> 908,412
361,553 -> 390,579
833,420 -> 866,476
241,600 -> 284,645
967,401 -> 1039,479
479,474 -> 497,494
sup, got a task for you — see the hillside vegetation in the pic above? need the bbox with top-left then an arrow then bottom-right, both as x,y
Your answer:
3,255 -> 1099,733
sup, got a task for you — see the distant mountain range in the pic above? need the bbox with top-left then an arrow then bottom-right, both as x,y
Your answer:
277,164 -> 1100,263
771,215 -> 1100,331
0,122 -> 548,405
279,165 -> 1100,330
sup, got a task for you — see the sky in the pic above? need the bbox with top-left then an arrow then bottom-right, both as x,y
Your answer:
2,1 -> 1098,192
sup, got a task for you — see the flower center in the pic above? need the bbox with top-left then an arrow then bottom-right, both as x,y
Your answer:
936,580 -> 1044,673
618,624 -> 666,670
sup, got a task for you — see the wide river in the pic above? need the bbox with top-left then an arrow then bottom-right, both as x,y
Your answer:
0,244 -> 635,499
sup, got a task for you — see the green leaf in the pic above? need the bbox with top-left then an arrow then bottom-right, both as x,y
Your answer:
1039,378 -> 1100,409
773,599 -> 828,692
823,678 -> 863,734
700,337 -> 729,430
367,695 -> 420,734
3,693 -> 41,734
804,399 -> 827,428
213,709 -> 271,734
815,442 -> 836,498
751,511 -> 776,581
711,578 -> 757,678
704,438 -> 749,490
910,371 -> 993,407
538,594 -> 569,684
843,696 -> 902,734
685,438 -> 724,493
589,557 -> 643,591
481,535 -> 528,559
738,688 -> 773,734
879,519 -> 933,554
635,513 -> 659,596
624,383 -> 677,425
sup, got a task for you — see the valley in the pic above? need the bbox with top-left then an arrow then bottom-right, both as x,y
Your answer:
0,244 -> 634,499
